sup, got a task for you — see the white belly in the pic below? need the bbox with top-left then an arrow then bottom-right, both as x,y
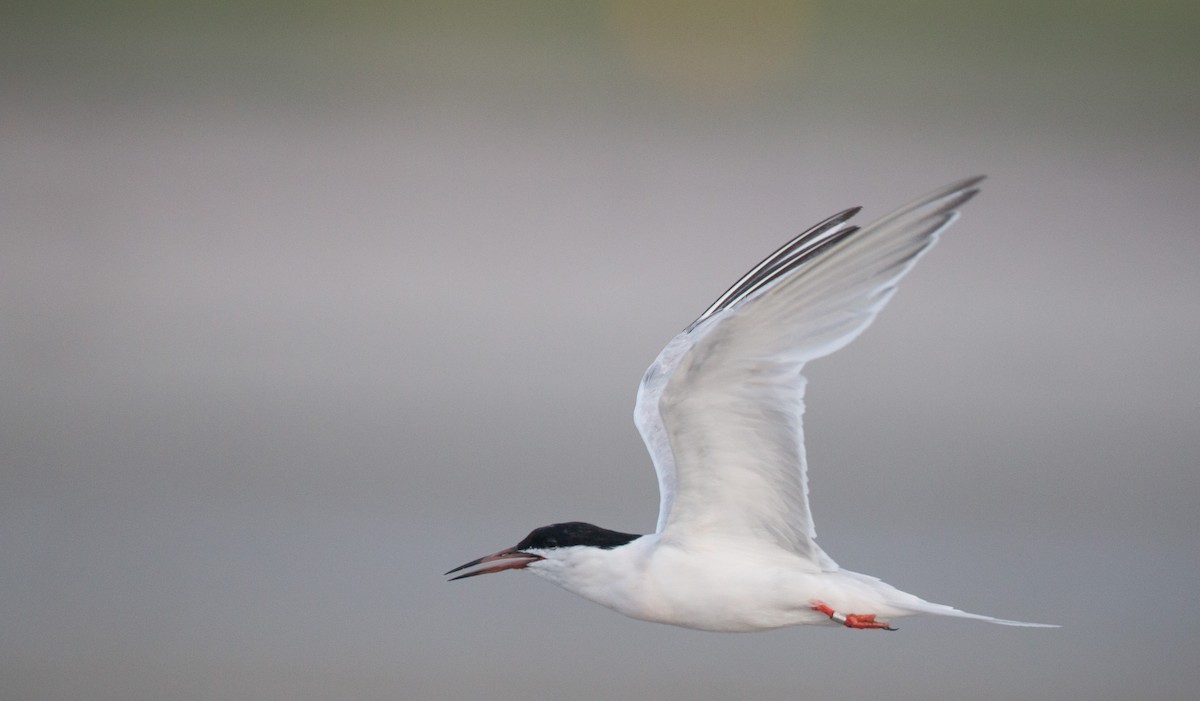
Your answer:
527,536 -> 916,632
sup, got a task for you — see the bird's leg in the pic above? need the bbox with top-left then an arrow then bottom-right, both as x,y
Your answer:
811,601 -> 897,631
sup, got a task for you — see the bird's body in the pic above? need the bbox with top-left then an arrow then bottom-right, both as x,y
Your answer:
524,532 -> 910,632
448,177 -> 1056,632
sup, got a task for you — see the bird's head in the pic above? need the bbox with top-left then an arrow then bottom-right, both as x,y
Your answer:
445,521 -> 641,580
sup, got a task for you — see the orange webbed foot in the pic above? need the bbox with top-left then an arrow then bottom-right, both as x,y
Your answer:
811,601 -> 897,631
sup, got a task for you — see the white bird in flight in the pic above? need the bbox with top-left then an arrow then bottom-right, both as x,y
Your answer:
447,177 -> 1056,632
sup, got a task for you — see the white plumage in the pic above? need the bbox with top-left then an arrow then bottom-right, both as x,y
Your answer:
448,177 -> 1057,632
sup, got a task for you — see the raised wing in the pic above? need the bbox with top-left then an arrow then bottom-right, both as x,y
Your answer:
634,177 -> 984,569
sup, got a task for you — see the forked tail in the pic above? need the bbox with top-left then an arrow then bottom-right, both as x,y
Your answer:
901,599 -> 1059,628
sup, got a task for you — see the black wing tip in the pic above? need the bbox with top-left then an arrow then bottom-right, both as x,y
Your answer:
948,174 -> 986,192
940,183 -> 984,214
833,205 -> 863,222
926,175 -> 986,205
906,175 -> 986,220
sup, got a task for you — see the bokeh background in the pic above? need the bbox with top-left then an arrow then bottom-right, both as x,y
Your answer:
3,2 -> 1198,699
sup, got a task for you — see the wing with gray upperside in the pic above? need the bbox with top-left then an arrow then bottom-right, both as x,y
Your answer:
633,177 -> 984,568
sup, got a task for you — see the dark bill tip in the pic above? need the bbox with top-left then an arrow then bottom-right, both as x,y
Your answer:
445,547 -> 542,581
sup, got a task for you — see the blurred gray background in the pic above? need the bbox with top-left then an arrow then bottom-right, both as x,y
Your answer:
3,2 -> 1198,699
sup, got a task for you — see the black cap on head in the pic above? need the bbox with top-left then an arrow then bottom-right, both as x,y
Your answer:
516,522 -> 640,551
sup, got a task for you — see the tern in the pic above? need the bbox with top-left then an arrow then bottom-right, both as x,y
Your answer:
447,177 -> 1056,632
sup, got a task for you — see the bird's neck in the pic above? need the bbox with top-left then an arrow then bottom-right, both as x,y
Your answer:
529,535 -> 655,613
